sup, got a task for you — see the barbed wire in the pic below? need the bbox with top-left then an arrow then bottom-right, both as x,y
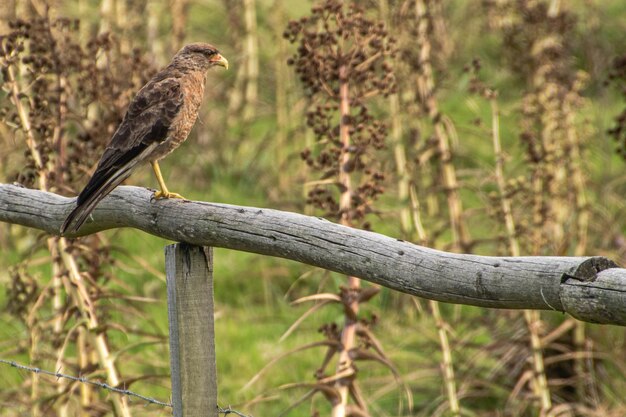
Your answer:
0,358 -> 172,407
218,404 -> 253,417
0,358 -> 253,416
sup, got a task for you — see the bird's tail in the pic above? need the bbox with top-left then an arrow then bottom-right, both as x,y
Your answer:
61,142 -> 158,235
60,166 -> 135,235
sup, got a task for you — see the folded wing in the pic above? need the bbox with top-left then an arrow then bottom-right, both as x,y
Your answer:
61,76 -> 183,234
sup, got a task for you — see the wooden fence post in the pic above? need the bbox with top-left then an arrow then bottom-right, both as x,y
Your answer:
165,243 -> 218,417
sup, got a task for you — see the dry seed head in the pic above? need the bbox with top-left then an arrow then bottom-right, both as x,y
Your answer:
289,0 -> 395,227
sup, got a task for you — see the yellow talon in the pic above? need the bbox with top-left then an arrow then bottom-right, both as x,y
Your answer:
151,161 -> 185,200
153,190 -> 185,199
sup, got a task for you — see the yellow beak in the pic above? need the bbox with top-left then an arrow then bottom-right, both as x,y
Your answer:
212,54 -> 228,70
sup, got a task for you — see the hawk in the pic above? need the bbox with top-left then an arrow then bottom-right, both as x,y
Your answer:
61,43 -> 228,234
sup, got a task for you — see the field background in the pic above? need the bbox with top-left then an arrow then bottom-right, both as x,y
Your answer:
0,0 -> 625,416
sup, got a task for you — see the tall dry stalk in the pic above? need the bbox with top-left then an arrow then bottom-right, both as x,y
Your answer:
493,89 -> 552,412
0,14 -> 158,415
379,0 -> 411,236
285,2 -> 397,415
333,61 -> 361,417
224,0 -> 245,132
379,1 -> 464,413
408,1 -> 464,415
170,0 -> 189,52
223,0 -> 260,166
224,0 -> 259,125
242,0 -> 259,122
608,55 -> 626,156
0,0 -> 16,34
4,55 -> 132,417
146,0 -> 166,66
415,0 -> 468,254
272,0 -> 290,190
484,0 -> 594,411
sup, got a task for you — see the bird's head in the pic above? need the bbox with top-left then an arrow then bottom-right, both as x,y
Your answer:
172,43 -> 229,71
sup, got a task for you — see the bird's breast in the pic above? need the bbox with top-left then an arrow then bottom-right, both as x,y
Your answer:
152,71 -> 207,160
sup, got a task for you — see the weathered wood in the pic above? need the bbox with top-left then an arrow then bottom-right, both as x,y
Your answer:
561,268 -> 626,324
166,243 -> 217,417
1,183 -> 625,325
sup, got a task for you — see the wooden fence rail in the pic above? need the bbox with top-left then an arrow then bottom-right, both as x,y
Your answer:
1,183 -> 625,327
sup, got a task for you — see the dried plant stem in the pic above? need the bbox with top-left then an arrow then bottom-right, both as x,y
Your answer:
77,0 -> 90,43
408,182 -> 459,416
0,0 -> 16,33
93,0 -> 113,127
227,63 -> 246,129
408,185 -> 428,246
562,95 -> 589,259
429,301 -> 460,416
29,322 -> 41,417
379,0 -> 412,235
390,93 -> 412,234
564,86 -> 592,402
427,293 -> 459,417
530,172 -> 545,253
242,0 -> 259,122
58,238 -> 132,417
7,61 -> 131,417
414,2 -> 461,415
415,0 -> 468,253
14,0 -> 35,21
490,100 -> 519,256
146,0 -> 165,66
51,244 -> 70,417
288,8 -> 396,411
429,0 -> 453,61
378,68 -> 428,405
391,98 -> 428,244
332,65 -> 361,417
114,0 -> 129,54
78,326 -> 92,414
7,59 -> 48,417
273,0 -> 289,190
6,65 -> 47,189
548,0 -> 561,18
98,0 -> 113,34
528,2 -> 589,404
536,89 -> 565,250
491,98 -> 552,413
338,67 -> 352,225
170,0 -> 188,52
524,310 -> 552,411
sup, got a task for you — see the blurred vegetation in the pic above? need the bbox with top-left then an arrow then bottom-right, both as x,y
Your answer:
0,0 -> 625,416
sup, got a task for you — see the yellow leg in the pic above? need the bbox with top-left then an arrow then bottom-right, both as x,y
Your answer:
151,161 -> 185,199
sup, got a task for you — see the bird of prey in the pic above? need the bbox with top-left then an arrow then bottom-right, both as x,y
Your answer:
60,43 -> 228,234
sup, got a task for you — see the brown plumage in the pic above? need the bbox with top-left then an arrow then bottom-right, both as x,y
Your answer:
60,43 -> 228,234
